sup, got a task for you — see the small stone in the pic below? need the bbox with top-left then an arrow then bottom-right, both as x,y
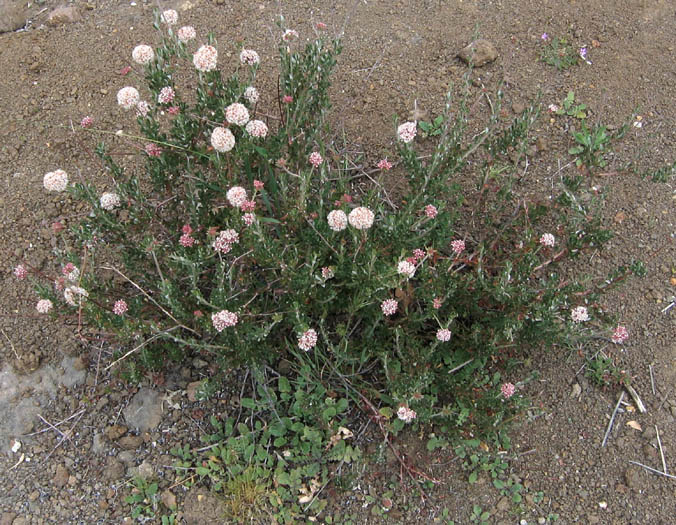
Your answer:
624,467 -> 641,489
570,383 -> 582,399
123,388 -> 164,431
137,460 -> 154,480
161,489 -> 177,510
496,496 -> 510,512
117,435 -> 144,450
187,381 -> 203,402
105,424 -> 128,440
512,101 -> 525,114
53,464 -> 69,488
103,458 -> 125,481
457,39 -> 498,67
0,0 -> 26,33
47,7 -> 81,26
0,512 -> 16,525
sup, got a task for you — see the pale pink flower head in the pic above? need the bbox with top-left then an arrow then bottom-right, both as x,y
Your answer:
253,179 -> 264,190
177,26 -> 196,43
611,325 -> 629,344
167,105 -> 180,115
43,169 -> 69,192
348,207 -> 375,230
539,233 -> 555,247
182,224 -> 193,235
397,121 -> 417,143
62,263 -> 80,282
226,186 -> 248,208
36,299 -> 53,314
239,49 -> 260,66
212,310 -> 238,332
212,229 -> 239,254
100,192 -> 121,211
282,95 -> 293,104
424,204 -> 438,219
282,29 -> 299,42
193,45 -> 218,72
436,328 -> 452,342
160,9 -> 178,26
432,297 -> 443,309
63,285 -> 88,306
547,104 -> 559,113
113,299 -> 128,315
145,143 -> 162,157
309,152 -> 323,167
381,299 -> 398,316
136,101 -> 151,117
80,116 -> 93,128
117,86 -> 140,110
132,44 -> 155,65
451,239 -> 466,255
501,382 -> 516,399
412,248 -> 425,261
571,306 -> 589,323
327,210 -> 348,232
242,213 -> 256,226
298,328 -> 318,351
321,266 -> 334,279
240,200 -> 256,212
179,233 -> 195,247
245,120 -> 268,138
14,265 -> 28,280
225,103 -> 250,126
211,127 -> 235,152
377,159 -> 393,170
397,406 -> 417,423
158,86 -> 175,104
244,86 -> 259,105
316,22 -> 327,30
397,260 -> 416,279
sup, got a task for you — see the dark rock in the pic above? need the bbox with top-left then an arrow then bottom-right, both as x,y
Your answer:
458,39 -> 498,67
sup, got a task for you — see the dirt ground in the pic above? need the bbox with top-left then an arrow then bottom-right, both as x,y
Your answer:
1,1 -> 674,523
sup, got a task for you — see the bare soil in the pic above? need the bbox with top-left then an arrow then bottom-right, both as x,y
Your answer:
0,1 -> 674,524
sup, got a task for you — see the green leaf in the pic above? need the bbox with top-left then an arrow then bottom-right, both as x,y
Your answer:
379,407 -> 393,419
278,376 -> 291,393
240,397 -> 255,409
493,479 -> 504,489
322,406 -> 336,420
468,471 -> 478,484
196,466 -> 210,476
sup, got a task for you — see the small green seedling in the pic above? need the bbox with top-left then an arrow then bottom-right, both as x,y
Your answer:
569,122 -> 611,169
556,91 -> 587,119
541,36 -> 579,70
418,115 -> 444,138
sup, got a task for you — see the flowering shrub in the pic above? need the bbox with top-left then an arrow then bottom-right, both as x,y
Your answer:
21,11 -> 643,445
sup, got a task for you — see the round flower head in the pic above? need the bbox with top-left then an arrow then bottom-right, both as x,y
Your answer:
179,233 -> 195,247
43,169 -> 69,192
160,9 -> 178,26
436,328 -> 452,342
348,207 -> 375,230
80,116 -> 93,128
132,44 -> 155,65
611,325 -> 629,344
501,382 -> 516,399
100,192 -> 121,211
397,121 -> 417,143
397,406 -> 417,423
308,152 -> 323,167
432,297 -> 443,309
117,86 -> 140,110
327,210 -> 348,232
193,45 -> 218,72
145,143 -> 162,157
321,267 -> 334,279
571,306 -> 589,323
226,186 -> 248,208
298,329 -> 318,351
245,120 -> 268,138
397,260 -> 416,279
244,86 -> 259,104
14,265 -> 27,280
113,299 -> 128,315
212,229 -> 239,255
381,299 -> 398,316
451,239 -> 466,255
242,213 -> 256,226
211,127 -> 235,152
36,299 -> 53,314
136,101 -> 151,117
63,285 -> 88,306
225,103 -> 250,126
377,159 -> 392,170
158,86 -> 175,104
177,26 -> 196,43
212,310 -> 238,332
282,29 -> 299,42
539,233 -> 555,247
424,204 -> 438,219
239,49 -> 260,66
62,263 -> 80,282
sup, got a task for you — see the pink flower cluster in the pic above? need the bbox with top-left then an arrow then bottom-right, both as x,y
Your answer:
432,297 -> 443,309
240,49 -> 260,65
397,406 -> 417,423
381,299 -> 398,316
179,225 -> 195,247
13,265 -> 27,280
377,159 -> 392,170
308,152 -> 323,167
145,143 -> 162,157
321,267 -> 334,279
212,229 -> 239,254
436,328 -> 452,342
80,116 -> 93,128
298,328 -> 318,351
501,382 -> 516,399
397,260 -> 416,279
397,122 -> 417,143
36,299 -> 53,314
424,204 -> 438,219
539,233 -> 555,247
136,101 -> 150,117
62,262 -> 79,282
282,29 -> 299,42
242,213 -> 255,226
245,120 -> 268,138
451,239 -> 465,255
113,299 -> 128,315
212,309 -> 238,331
158,86 -> 175,104
611,325 -> 629,344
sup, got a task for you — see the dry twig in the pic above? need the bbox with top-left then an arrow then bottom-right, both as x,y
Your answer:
655,425 -> 668,474
628,460 -> 676,480
624,384 -> 646,413
602,391 -> 624,447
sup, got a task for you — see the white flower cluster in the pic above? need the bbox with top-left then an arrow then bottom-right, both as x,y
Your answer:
132,44 -> 154,65
43,169 -> 69,192
117,86 -> 140,110
226,186 -> 247,207
212,309 -> 238,331
347,207 -> 374,230
298,329 -> 318,351
100,192 -> 121,211
244,86 -> 259,104
397,121 -> 417,143
160,9 -> 178,26
211,127 -> 235,152
193,45 -> 218,72
245,120 -> 268,138
64,285 -> 88,306
397,260 -> 416,279
327,210 -> 348,231
239,49 -> 260,65
225,103 -> 250,126
177,26 -> 196,43
36,299 -> 53,314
